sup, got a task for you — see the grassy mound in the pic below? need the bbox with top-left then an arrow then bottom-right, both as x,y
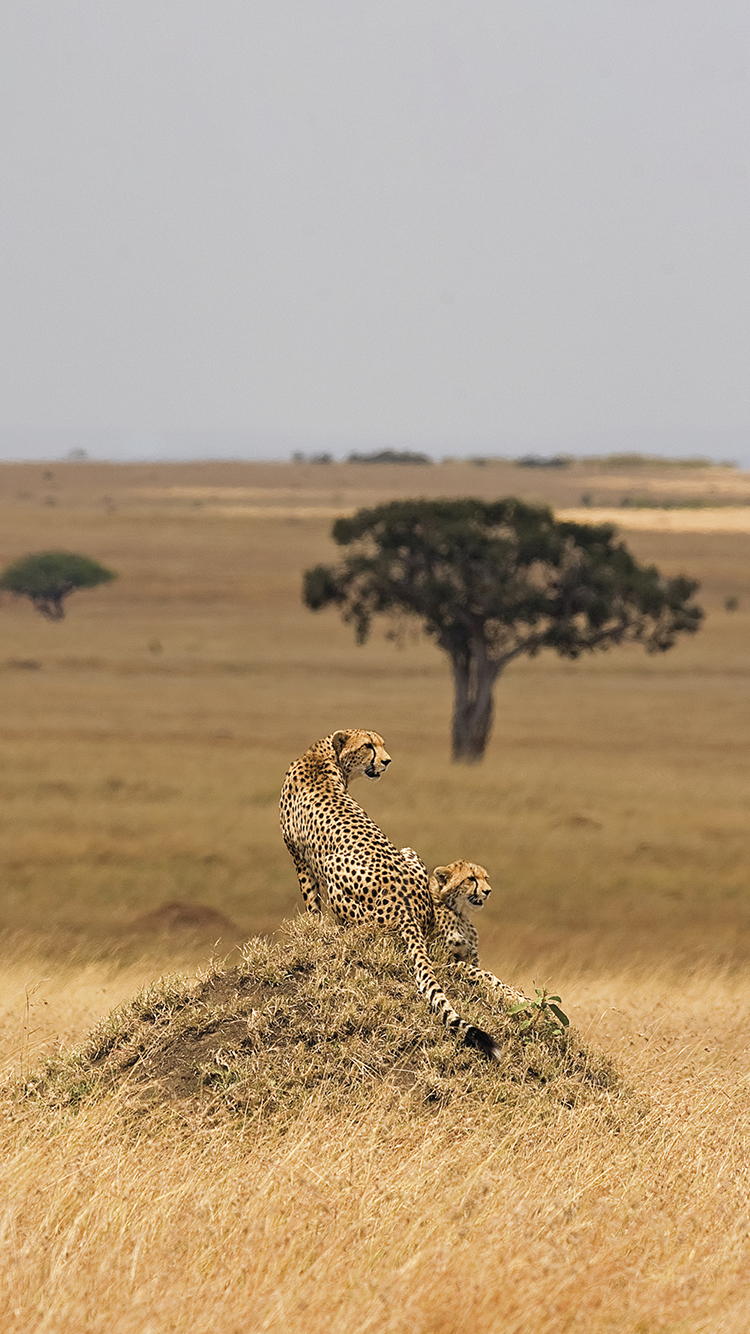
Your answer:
23,916 -> 621,1126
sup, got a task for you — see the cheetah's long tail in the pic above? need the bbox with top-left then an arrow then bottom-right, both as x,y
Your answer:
398,916 -> 504,1061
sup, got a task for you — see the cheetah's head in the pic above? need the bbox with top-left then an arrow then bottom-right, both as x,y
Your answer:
429,861 -> 492,911
330,729 -> 392,782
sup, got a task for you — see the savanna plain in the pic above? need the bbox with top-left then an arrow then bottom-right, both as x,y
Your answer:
2,459 -> 750,1333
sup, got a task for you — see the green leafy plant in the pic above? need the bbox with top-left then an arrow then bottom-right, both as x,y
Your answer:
509,987 -> 570,1033
303,498 -> 703,761
0,550 -> 116,620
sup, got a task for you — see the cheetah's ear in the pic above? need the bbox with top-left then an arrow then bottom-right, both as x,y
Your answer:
431,865 -> 452,888
331,730 -> 350,756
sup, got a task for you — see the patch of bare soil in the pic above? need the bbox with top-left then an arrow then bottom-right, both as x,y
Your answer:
107,970 -> 276,1100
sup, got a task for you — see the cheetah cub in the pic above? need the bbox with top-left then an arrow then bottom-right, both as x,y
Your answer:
401,848 -> 527,1006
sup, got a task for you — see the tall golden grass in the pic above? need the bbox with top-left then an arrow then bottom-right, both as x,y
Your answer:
2,460 -> 750,1330
2,954 -> 750,1332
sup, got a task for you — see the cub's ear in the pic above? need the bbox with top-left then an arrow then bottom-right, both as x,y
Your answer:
431,865 -> 452,887
331,730 -> 350,756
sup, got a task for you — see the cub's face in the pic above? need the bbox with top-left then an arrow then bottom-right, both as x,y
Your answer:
429,861 -> 492,910
331,729 -> 392,781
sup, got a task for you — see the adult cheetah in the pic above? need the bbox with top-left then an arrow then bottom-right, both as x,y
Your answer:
279,729 -> 509,1059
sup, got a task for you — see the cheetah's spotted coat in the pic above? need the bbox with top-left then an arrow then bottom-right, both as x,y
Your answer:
400,847 -> 528,1005
280,729 -> 520,1059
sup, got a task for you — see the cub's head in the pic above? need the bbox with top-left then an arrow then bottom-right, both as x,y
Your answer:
429,861 -> 492,910
330,729 -> 391,781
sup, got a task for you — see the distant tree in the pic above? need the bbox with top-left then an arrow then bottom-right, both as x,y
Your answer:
515,454 -> 571,469
303,498 -> 703,762
0,550 -> 116,620
347,449 -> 432,465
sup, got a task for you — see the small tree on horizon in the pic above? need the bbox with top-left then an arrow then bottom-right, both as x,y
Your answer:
303,498 -> 703,762
0,550 -> 117,620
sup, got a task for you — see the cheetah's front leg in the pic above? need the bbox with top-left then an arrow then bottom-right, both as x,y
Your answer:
288,848 -> 323,913
454,963 -> 530,1006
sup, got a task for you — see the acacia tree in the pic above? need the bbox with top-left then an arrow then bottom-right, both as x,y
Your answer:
303,498 -> 703,762
0,550 -> 116,620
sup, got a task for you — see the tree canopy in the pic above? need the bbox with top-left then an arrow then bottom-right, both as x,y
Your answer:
0,550 -> 117,620
303,498 -> 703,761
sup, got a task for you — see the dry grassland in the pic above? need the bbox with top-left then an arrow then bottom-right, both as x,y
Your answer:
2,460 -> 750,1331
559,507 -> 750,533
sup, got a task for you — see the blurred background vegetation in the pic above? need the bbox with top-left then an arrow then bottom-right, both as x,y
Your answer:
0,456 -> 748,977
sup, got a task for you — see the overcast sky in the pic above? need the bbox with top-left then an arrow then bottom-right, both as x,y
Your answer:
1,1 -> 749,462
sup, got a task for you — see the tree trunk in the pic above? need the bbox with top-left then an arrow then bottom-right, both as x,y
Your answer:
32,595 -> 66,620
449,643 -> 501,763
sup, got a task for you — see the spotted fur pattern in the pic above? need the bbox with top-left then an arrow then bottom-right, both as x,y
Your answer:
401,848 -> 528,1006
279,730 -> 505,1059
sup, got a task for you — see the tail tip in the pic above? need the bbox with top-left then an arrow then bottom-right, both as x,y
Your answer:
464,1025 -> 503,1061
